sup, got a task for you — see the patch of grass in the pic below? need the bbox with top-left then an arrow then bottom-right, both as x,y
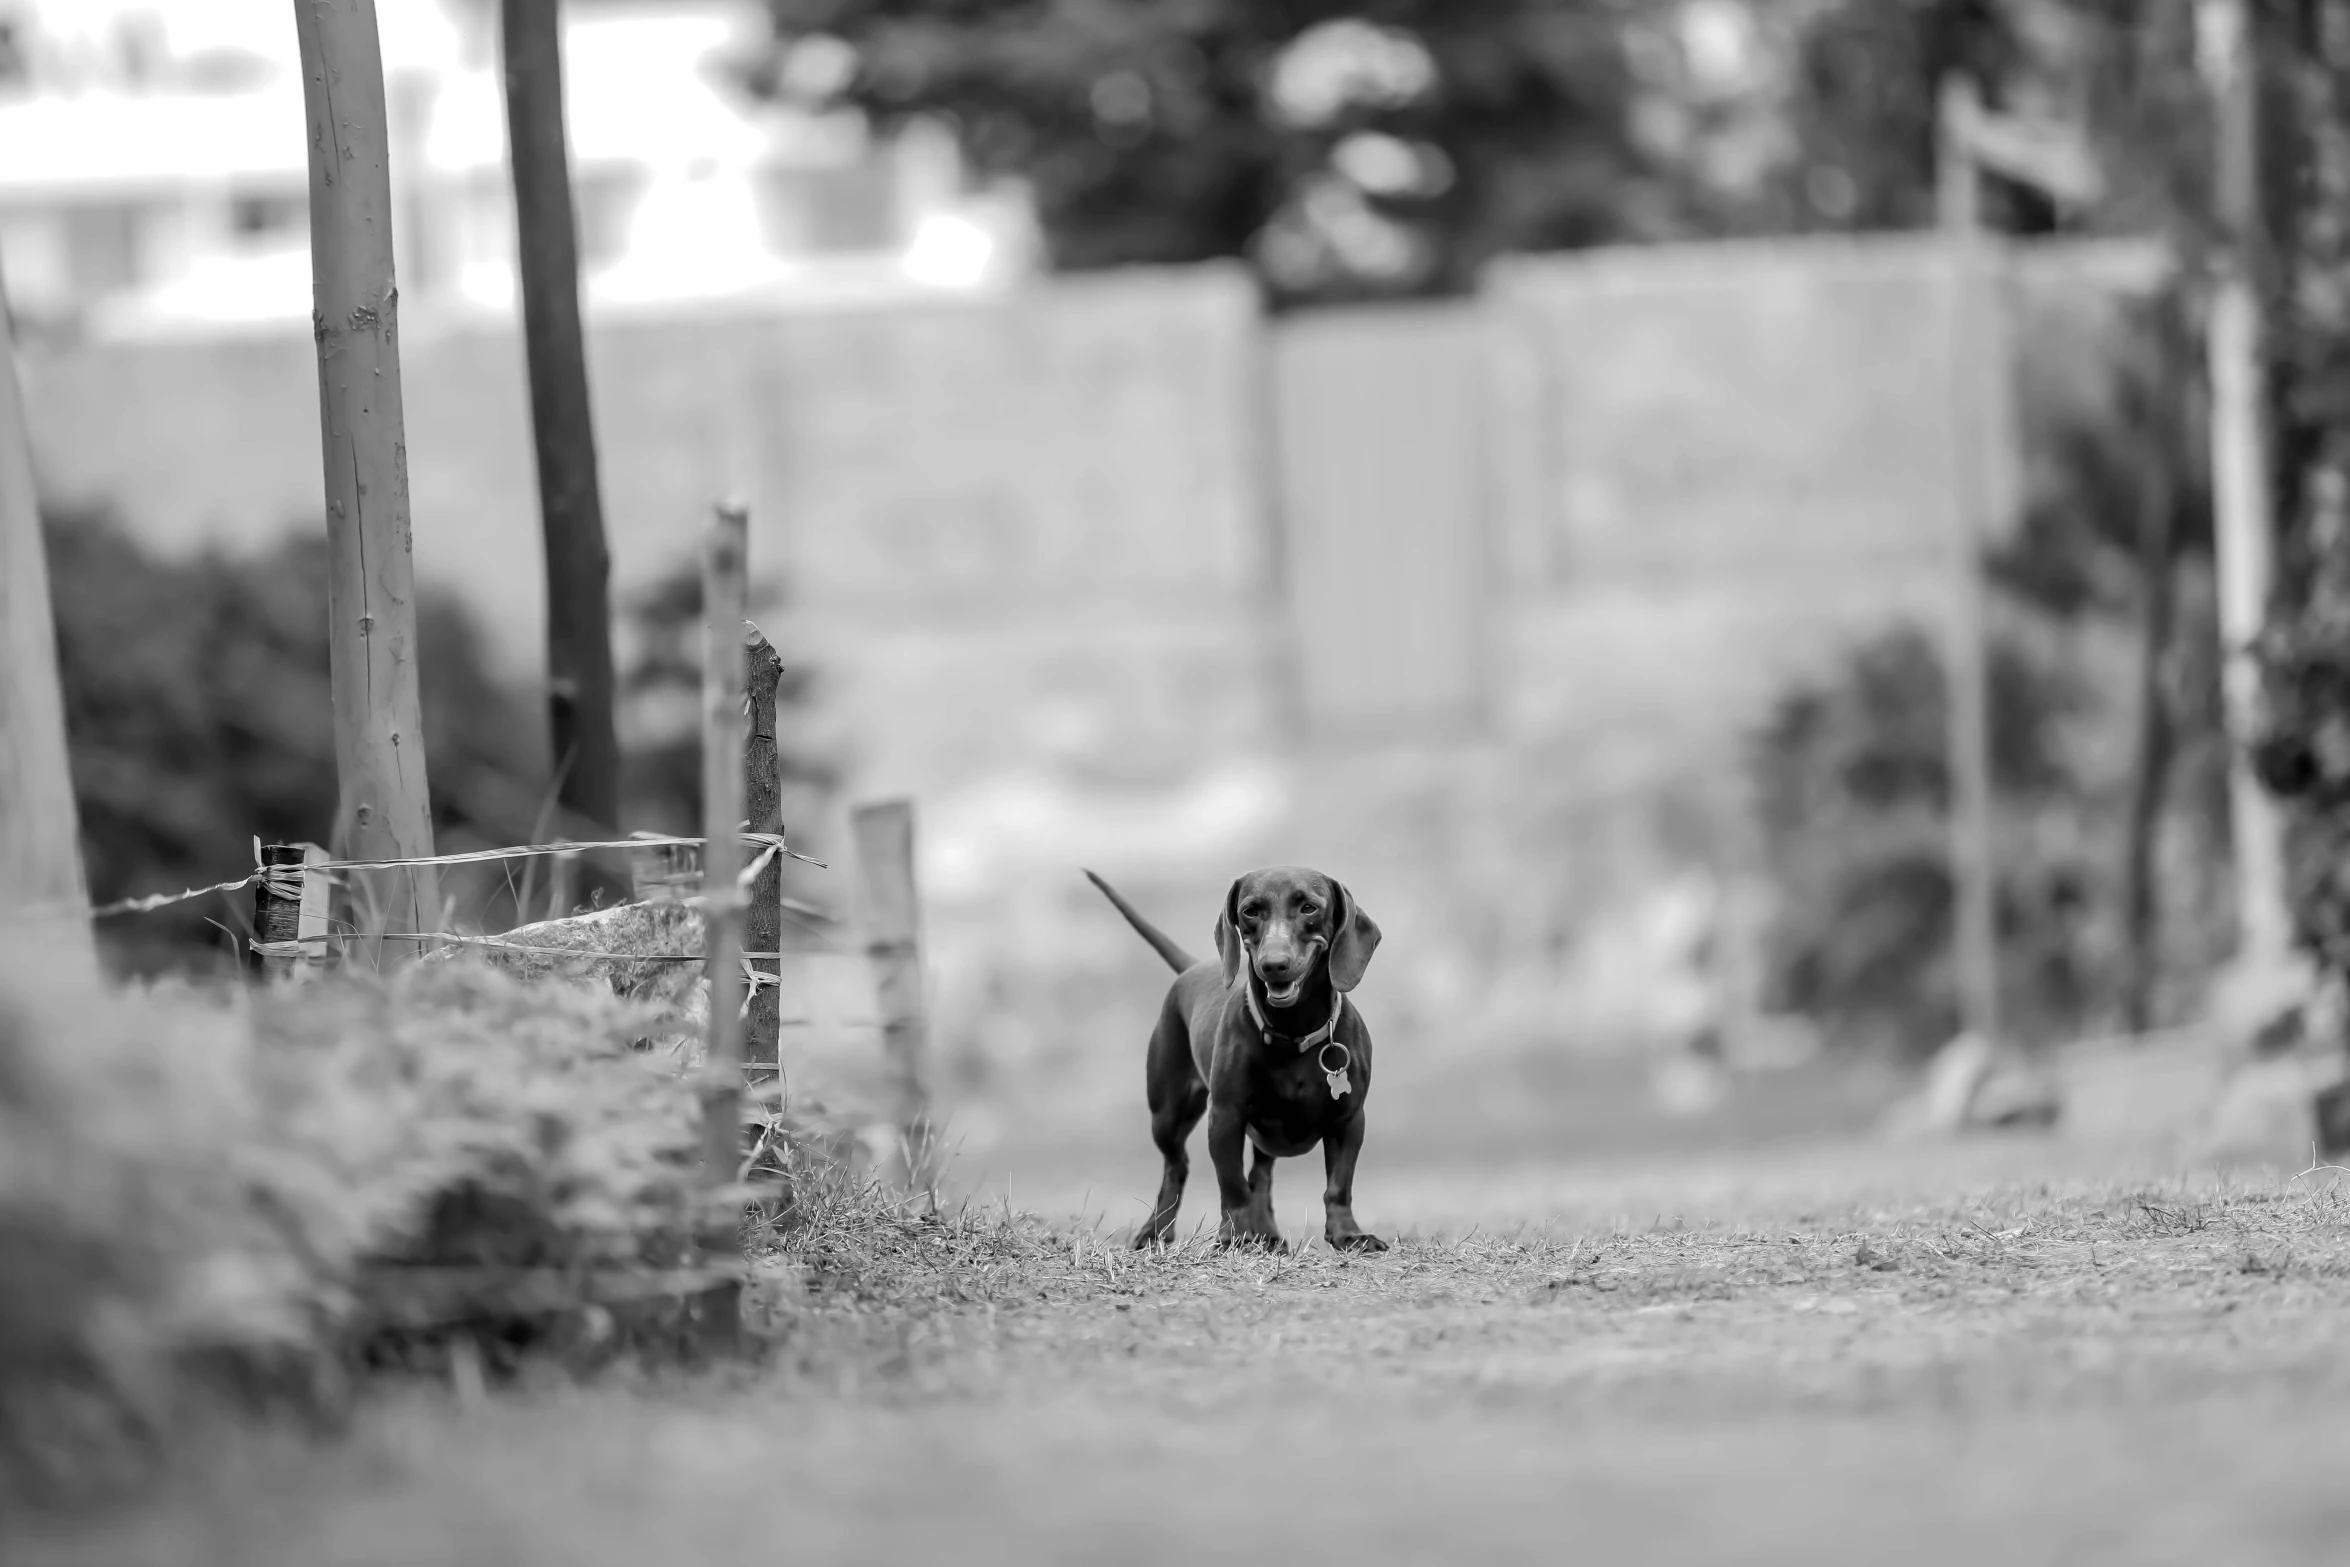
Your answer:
749,1156 -> 2350,1403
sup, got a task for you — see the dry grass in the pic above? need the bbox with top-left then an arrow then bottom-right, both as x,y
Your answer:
721,1140 -> 2350,1457
18,1151 -> 2350,1566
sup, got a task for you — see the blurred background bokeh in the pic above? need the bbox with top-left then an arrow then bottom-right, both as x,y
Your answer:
9,0 -> 2269,1197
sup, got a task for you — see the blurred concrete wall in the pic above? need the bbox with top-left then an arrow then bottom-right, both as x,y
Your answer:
20,234 -> 2162,1116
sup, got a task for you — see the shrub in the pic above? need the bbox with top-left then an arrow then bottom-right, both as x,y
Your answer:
0,948 -> 746,1511
45,504 -> 549,975
1748,623 -> 2115,1059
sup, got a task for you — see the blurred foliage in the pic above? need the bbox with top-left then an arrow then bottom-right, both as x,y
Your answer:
1751,625 -> 2097,1059
45,507 -> 830,976
0,947 -> 749,1509
1757,1 -> 2218,240
751,0 -> 1690,304
1747,0 -> 2046,233
2250,4 -> 2350,976
1752,290 -> 2232,1057
745,1 -> 2225,301
47,505 -> 549,975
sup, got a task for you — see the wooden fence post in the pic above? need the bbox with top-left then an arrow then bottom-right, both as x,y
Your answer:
0,269 -> 96,986
694,499 -> 749,1349
743,621 -> 787,1122
256,843 -> 335,980
255,844 -> 307,980
293,0 -> 442,969
852,799 -> 933,1191
298,842 -> 333,970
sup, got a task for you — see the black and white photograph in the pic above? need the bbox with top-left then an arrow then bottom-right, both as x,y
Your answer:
4,1 -> 2349,1562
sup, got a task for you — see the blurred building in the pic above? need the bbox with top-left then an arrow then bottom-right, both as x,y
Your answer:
0,0 -> 1035,336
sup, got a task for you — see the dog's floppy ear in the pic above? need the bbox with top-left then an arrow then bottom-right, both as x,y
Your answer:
1214,878 -> 1245,986
1326,879 -> 1382,992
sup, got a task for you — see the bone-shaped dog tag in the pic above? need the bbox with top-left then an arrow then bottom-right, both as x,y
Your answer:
1326,1067 -> 1351,1099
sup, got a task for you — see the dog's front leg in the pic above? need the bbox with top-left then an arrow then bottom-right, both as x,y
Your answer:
1207,1101 -> 1281,1250
1321,1111 -> 1386,1252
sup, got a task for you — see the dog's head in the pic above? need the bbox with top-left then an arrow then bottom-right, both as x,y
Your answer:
1213,866 -> 1381,1006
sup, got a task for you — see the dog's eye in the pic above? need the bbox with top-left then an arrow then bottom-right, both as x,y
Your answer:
1299,902 -> 1320,918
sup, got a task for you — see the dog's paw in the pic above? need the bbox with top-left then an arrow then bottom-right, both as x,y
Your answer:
1328,1231 -> 1388,1254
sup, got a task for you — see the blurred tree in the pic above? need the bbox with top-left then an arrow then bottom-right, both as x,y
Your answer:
748,0 -> 1692,303
2246,6 -> 2350,982
1757,1 -> 2216,241
1748,0 -> 2038,233
1989,291 -> 2231,1029
501,0 -> 628,911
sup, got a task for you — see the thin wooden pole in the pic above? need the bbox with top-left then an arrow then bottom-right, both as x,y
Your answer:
852,798 -> 933,1191
742,622 -> 786,1096
695,499 -> 749,1349
293,0 -> 441,969
0,271 -> 96,985
499,0 -> 625,908
2198,0 -> 2293,972
1935,74 -> 2005,1052
742,620 -> 792,1225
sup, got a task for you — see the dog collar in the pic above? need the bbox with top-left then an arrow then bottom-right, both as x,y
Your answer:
1245,982 -> 1344,1052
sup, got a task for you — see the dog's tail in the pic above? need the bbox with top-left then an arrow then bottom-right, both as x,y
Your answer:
1083,870 -> 1199,975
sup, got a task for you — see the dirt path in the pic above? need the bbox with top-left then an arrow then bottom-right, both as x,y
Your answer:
18,1140 -> 2350,1566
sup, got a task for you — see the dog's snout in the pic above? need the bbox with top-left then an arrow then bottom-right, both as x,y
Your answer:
1253,926 -> 1304,974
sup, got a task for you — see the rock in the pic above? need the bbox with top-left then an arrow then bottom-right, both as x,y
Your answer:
2207,947 -> 2326,1056
1969,1065 -> 2060,1129
1880,1033 -> 2061,1139
1920,1032 -> 1995,1132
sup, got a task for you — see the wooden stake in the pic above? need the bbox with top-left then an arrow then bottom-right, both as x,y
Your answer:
254,843 -> 309,980
0,270 -> 96,984
1935,74 -> 2005,1054
852,799 -> 933,1191
499,0 -> 626,908
695,499 -> 749,1350
297,842 -> 333,971
742,623 -> 787,1097
293,0 -> 441,969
